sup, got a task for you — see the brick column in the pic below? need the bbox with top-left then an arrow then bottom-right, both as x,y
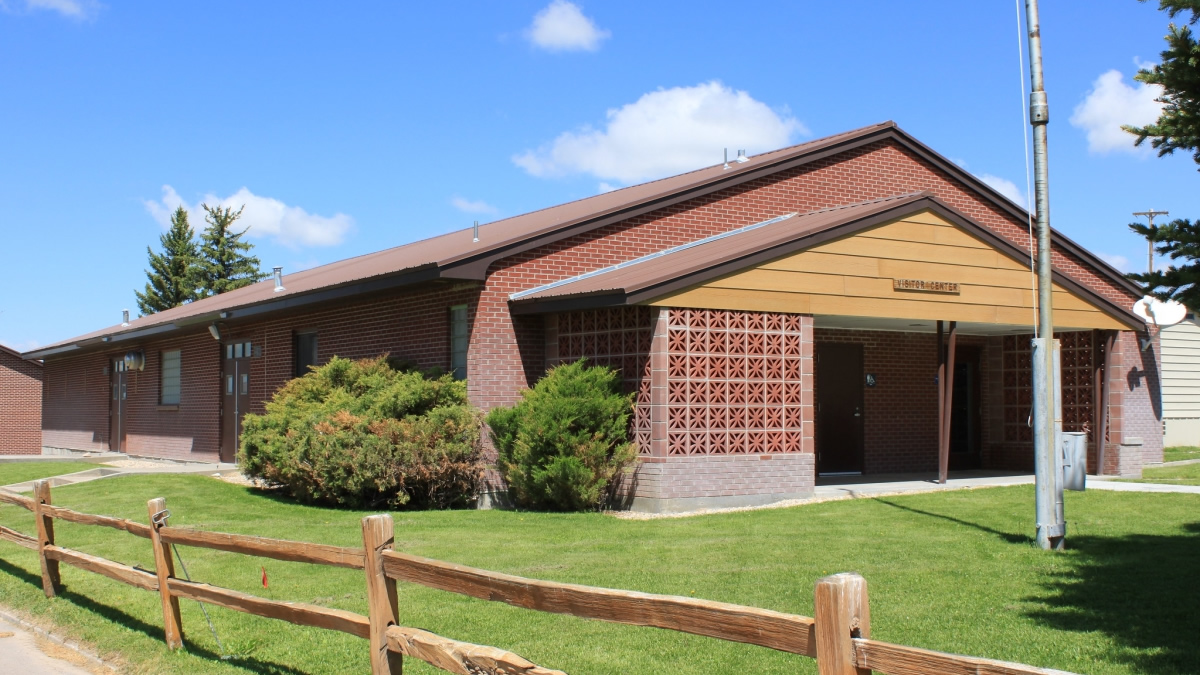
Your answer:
649,308 -> 670,457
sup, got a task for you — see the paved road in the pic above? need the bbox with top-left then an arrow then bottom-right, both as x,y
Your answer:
0,616 -> 99,674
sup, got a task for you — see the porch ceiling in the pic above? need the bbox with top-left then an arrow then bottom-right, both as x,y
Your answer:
814,314 -> 1045,336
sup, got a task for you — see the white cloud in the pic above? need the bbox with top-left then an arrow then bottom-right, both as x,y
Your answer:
0,338 -> 41,353
450,196 -> 498,215
514,81 -> 807,185
979,174 -> 1028,209
7,0 -> 101,19
597,182 -> 619,193
1070,70 -> 1164,154
1098,253 -> 1132,273
526,0 -> 609,52
143,185 -> 354,249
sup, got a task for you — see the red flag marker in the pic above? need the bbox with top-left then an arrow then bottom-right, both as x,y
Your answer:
261,566 -> 268,588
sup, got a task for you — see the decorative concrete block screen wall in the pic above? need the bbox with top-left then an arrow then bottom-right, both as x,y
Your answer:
548,306 -> 655,455
664,309 -> 808,456
1001,331 -> 1110,472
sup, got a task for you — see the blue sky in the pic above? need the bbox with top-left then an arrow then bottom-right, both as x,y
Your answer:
2,0 -> 1197,351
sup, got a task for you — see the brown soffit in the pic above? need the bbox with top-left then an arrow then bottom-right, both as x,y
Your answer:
509,194 -> 1144,331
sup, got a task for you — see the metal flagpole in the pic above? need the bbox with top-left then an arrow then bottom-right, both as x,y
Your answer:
1024,0 -> 1065,550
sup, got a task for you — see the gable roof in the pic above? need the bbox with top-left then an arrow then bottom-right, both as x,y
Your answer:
509,192 -> 1143,330
25,121 -> 1141,360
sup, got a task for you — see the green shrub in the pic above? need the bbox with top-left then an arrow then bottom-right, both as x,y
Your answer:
487,359 -> 637,511
239,356 -> 483,509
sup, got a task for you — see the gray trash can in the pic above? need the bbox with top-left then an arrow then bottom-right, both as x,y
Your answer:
1062,431 -> 1087,491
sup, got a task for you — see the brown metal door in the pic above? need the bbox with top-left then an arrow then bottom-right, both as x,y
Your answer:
815,343 -> 865,475
109,358 -> 128,452
220,341 -> 253,463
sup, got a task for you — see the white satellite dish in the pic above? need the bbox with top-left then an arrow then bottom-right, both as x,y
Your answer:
1133,295 -> 1188,327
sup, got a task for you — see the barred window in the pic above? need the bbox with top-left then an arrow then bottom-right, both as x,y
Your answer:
160,350 -> 181,405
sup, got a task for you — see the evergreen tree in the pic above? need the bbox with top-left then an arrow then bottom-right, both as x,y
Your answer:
1125,1 -> 1200,308
135,206 -> 199,315
196,203 -> 266,297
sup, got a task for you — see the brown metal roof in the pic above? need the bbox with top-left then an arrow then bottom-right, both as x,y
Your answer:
25,120 -> 1141,359
509,193 -> 1144,330
512,193 -> 929,302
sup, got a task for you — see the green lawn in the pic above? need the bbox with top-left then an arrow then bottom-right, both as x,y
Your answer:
1118,462 -> 1200,486
0,475 -> 1197,675
1163,446 -> 1200,463
0,461 -> 105,487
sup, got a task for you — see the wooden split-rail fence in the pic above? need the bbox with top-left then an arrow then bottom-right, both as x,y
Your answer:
0,481 -> 1074,675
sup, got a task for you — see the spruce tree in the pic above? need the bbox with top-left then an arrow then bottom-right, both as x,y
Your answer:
196,203 -> 266,297
135,206 -> 200,315
1125,1 -> 1200,308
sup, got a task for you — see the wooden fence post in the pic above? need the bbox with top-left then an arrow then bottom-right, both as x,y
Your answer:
147,497 -> 184,649
814,573 -> 870,675
362,514 -> 402,675
32,480 -> 60,598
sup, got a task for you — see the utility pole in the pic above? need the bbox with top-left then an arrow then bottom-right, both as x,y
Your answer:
1025,0 -> 1065,551
1133,209 -> 1169,275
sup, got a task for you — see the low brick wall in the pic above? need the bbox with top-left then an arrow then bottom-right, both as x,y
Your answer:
623,454 -> 815,513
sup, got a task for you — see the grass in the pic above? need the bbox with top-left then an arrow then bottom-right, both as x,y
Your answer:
1163,446 -> 1200,463
1117,462 -> 1200,486
0,461 -> 105,487
0,476 -> 1196,675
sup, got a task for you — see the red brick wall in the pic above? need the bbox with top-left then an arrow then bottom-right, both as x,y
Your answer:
0,349 -> 43,455
471,139 -> 1142,413
42,283 -> 477,460
43,331 -> 221,461
1114,330 -> 1163,465
42,349 -> 112,453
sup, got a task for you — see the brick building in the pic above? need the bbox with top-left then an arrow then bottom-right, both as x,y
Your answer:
25,122 -> 1161,510
1,343 -> 43,455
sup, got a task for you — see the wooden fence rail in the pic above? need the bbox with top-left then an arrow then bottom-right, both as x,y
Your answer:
0,481 -> 1075,675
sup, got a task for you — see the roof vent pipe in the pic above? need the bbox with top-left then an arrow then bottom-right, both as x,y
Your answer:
273,266 -> 285,292
473,220 -> 479,243
736,149 -> 749,163
723,148 -> 730,170
121,309 -> 130,327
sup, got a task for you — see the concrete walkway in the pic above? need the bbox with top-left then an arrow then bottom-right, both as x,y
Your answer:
814,470 -> 1034,500
1087,476 -> 1200,494
0,615 -> 104,674
0,456 -> 239,493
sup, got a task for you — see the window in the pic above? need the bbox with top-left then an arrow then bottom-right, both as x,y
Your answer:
160,350 -> 181,405
295,332 -> 318,377
449,305 -> 468,380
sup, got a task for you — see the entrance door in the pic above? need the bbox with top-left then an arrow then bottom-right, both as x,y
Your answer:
816,343 -> 865,475
109,358 -> 128,452
221,341 -> 253,463
949,346 -> 982,470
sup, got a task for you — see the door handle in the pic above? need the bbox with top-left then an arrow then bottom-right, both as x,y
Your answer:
853,407 -> 862,418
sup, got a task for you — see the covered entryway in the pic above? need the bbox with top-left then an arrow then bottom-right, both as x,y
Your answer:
508,192 -> 1145,510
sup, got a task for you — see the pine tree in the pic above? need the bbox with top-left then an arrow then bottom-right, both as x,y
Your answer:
1125,1 -> 1200,308
196,203 -> 266,297
135,206 -> 200,315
